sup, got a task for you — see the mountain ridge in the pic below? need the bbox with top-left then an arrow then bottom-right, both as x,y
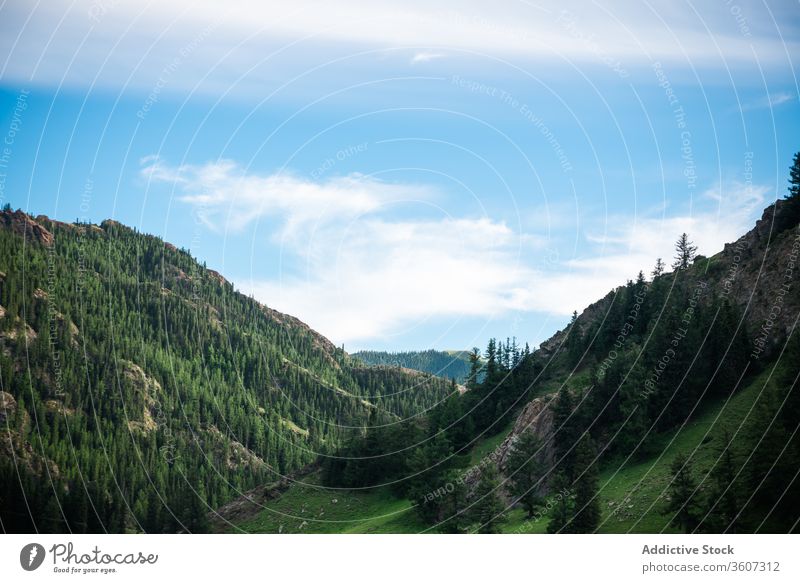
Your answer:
352,349 -> 474,383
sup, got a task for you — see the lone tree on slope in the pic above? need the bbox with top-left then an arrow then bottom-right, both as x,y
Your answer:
783,151 -> 800,228
672,233 -> 697,270
788,151 -> 800,200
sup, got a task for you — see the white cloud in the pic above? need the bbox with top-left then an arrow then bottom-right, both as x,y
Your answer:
144,157 -> 545,343
410,51 -> 445,64
767,93 -> 794,107
153,157 -> 768,343
245,185 -> 767,341
740,91 -> 797,111
241,217 -> 542,343
3,0 -> 796,94
150,157 -> 769,344
140,157 -> 437,237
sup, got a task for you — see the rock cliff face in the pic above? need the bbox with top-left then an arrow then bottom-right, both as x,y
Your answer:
0,389 -> 60,480
465,394 -> 556,500
707,200 -> 799,356
495,395 -> 555,473
0,209 -> 54,245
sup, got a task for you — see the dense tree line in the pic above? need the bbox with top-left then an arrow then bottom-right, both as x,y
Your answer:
323,337 -> 548,531
663,333 -> 800,533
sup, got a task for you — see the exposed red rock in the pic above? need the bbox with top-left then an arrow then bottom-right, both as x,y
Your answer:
0,209 -> 54,245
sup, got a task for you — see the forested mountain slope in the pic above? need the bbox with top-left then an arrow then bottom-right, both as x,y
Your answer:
463,198 -> 799,533
0,209 -> 452,533
459,198 -> 800,531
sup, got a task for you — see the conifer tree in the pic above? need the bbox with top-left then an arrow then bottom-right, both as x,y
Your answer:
782,151 -> 800,228
546,473 -> 574,533
552,386 -> 578,481
672,233 -> 697,270
471,464 -> 506,533
651,257 -> 665,278
663,453 -> 701,532
438,469 -> 470,533
484,339 -> 499,386
704,433 -> 742,533
566,310 -> 583,364
571,436 -> 601,532
466,347 -> 482,391
505,431 -> 544,518
787,151 -> 800,199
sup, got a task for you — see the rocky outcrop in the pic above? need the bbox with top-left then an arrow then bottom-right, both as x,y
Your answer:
707,200 -> 800,356
208,464 -> 318,532
207,269 -> 227,286
43,399 -> 75,417
0,320 -> 37,345
465,394 -> 556,499
0,209 -> 54,245
261,304 -> 340,364
28,289 -> 80,347
496,395 -> 555,472
204,424 -> 269,471
0,391 -> 16,424
35,215 -> 85,234
119,360 -> 162,433
0,429 -> 60,480
100,219 -> 130,233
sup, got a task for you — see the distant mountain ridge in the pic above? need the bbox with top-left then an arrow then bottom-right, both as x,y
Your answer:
352,349 -> 474,382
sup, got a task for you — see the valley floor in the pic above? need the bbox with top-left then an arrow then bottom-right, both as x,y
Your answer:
222,366 -> 778,534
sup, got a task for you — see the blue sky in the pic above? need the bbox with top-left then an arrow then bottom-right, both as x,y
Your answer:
1,0 -> 798,351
